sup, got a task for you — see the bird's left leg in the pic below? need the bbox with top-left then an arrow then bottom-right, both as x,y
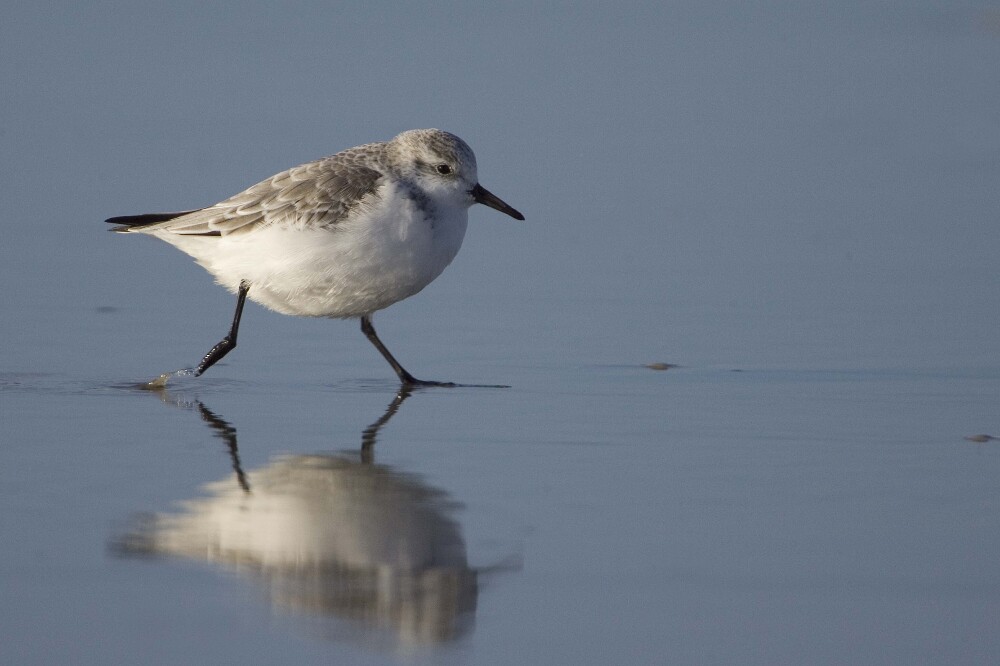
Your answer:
194,280 -> 250,376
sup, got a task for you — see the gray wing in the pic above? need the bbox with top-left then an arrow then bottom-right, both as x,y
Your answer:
128,148 -> 385,237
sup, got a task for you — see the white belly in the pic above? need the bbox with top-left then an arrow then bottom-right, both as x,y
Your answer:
153,194 -> 469,318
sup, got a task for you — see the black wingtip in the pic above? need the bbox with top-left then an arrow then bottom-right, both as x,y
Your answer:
105,210 -> 201,231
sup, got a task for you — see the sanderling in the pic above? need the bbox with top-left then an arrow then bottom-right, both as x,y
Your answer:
107,129 -> 524,386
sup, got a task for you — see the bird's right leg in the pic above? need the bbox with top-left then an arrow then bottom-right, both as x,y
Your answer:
360,314 -> 455,386
194,280 -> 250,376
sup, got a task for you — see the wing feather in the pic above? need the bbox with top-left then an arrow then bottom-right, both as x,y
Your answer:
116,149 -> 385,237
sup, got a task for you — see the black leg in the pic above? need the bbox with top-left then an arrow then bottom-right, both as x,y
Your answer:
360,314 -> 454,386
360,386 -> 413,462
195,280 -> 250,377
195,401 -> 250,493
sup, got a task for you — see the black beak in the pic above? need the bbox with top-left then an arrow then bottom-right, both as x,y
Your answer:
472,183 -> 525,221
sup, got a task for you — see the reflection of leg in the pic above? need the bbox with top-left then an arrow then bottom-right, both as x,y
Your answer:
360,314 -> 454,386
195,401 -> 250,493
195,281 -> 250,377
361,387 -> 414,459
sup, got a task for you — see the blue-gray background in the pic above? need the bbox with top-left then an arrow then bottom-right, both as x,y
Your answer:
2,2 -> 998,664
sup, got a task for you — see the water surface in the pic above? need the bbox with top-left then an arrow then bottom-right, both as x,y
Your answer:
2,1 -> 999,664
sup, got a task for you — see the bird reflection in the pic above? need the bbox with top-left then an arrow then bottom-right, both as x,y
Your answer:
114,387 -> 477,648
192,399 -> 251,492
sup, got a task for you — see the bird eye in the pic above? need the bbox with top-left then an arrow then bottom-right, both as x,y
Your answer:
436,164 -> 453,175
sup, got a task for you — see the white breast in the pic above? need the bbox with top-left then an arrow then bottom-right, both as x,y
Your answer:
154,181 -> 470,318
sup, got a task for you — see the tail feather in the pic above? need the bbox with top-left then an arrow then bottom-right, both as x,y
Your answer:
106,210 -> 202,232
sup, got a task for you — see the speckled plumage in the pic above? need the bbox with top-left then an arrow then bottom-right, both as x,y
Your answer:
107,129 -> 523,383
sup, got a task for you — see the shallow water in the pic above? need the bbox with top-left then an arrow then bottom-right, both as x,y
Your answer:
4,361 -> 999,663
3,1 -> 1000,664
